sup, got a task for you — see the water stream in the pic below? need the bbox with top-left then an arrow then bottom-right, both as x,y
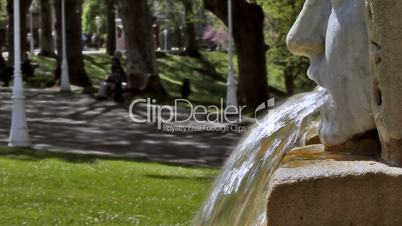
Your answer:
192,88 -> 328,226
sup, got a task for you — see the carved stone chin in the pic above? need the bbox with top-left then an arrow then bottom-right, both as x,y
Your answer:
287,0 -> 376,149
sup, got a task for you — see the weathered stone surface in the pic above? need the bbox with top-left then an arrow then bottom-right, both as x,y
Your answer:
324,130 -> 381,155
267,156 -> 402,226
366,0 -> 402,166
287,0 -> 376,147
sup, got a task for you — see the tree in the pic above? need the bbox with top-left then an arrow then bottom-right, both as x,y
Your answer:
181,0 -> 200,56
105,0 -> 116,56
54,0 -> 92,87
82,0 -> 105,34
81,0 -> 115,54
39,0 -> 55,57
0,1 -> 6,70
117,0 -> 166,94
7,0 -> 33,64
279,58 -> 308,95
265,0 -> 314,95
203,0 -> 268,110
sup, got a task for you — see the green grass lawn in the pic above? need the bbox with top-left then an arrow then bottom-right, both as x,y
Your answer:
0,146 -> 217,225
157,52 -> 228,105
29,54 -> 113,89
27,51 -> 314,109
28,52 -> 229,106
28,51 -> 294,105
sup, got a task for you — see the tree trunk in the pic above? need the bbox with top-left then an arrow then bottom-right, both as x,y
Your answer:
39,0 -> 55,57
54,0 -> 92,87
105,0 -> 116,56
7,0 -> 32,65
117,0 -> 166,94
181,0 -> 200,56
0,47 -> 5,70
284,67 -> 294,96
0,3 -> 6,69
204,0 -> 268,110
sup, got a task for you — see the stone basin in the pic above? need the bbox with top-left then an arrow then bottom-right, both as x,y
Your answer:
267,145 -> 402,226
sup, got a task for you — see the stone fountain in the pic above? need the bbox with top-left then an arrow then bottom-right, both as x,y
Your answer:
267,0 -> 402,225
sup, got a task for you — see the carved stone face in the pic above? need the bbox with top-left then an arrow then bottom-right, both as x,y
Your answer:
287,0 -> 376,146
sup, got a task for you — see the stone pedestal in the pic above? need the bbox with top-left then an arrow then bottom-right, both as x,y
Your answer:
366,0 -> 402,166
267,147 -> 402,226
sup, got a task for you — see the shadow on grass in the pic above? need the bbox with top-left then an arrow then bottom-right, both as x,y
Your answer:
27,52 -> 229,106
0,147 -> 218,169
0,147 -> 98,164
144,174 -> 215,181
157,54 -> 227,106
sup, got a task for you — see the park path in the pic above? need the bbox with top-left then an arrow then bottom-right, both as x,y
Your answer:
0,88 -> 249,167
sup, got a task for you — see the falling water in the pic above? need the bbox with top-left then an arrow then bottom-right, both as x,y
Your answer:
192,88 -> 328,226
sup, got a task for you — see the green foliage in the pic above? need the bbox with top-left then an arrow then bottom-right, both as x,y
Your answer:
0,0 -> 8,21
0,146 -> 217,225
82,0 -> 106,34
265,0 -> 315,93
157,0 -> 185,33
154,0 -> 206,30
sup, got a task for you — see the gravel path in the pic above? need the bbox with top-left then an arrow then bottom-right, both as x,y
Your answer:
0,88 -> 249,167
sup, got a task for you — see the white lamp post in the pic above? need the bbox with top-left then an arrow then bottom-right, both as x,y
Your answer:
9,0 -> 31,147
95,15 -> 101,49
163,29 -> 168,51
164,0 -> 169,52
29,4 -> 35,54
226,0 -> 237,109
60,0 -> 70,92
95,15 -> 101,35
114,18 -> 119,50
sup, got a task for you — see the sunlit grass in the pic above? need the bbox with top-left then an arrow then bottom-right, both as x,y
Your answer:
0,146 -> 217,225
29,54 -> 113,88
157,53 -> 227,105
29,52 -> 229,105
28,51 -> 300,106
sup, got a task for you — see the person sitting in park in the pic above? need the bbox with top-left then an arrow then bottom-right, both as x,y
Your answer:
0,66 -> 13,87
0,54 -> 37,87
21,53 -> 37,78
97,53 -> 127,102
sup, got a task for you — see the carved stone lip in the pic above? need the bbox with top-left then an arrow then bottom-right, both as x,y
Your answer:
306,66 -> 315,80
306,64 -> 320,83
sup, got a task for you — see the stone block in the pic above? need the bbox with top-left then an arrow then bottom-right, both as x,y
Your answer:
366,0 -> 402,166
267,156 -> 402,226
